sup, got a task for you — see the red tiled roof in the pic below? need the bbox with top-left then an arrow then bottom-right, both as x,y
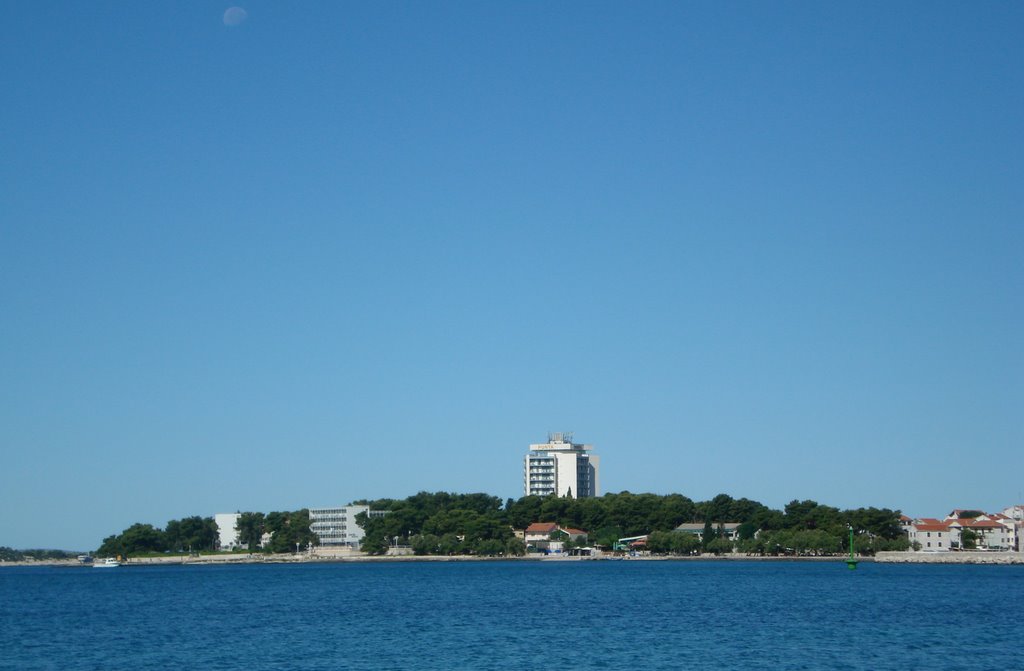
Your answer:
525,522 -> 558,534
919,518 -> 945,525
563,528 -> 587,535
914,524 -> 951,532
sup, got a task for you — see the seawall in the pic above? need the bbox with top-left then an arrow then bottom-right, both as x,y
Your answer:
875,551 -> 1024,564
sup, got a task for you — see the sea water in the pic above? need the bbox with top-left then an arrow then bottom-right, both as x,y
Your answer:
1,560 -> 1022,670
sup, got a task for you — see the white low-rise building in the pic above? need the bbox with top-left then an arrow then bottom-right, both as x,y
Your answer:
523,522 -> 588,553
309,505 -> 387,548
673,522 -> 744,542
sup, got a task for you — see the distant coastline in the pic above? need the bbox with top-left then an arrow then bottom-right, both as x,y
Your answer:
5,551 -> 1020,568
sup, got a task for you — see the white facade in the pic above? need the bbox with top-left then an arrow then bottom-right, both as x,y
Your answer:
214,513 -> 242,551
523,432 -> 600,498
1002,506 -> 1024,550
309,505 -> 387,548
908,523 -> 956,551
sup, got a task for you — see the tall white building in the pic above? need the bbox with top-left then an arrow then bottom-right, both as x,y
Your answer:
523,432 -> 600,498
214,513 -> 242,550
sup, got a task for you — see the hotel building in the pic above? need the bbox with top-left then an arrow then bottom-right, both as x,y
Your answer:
523,432 -> 600,499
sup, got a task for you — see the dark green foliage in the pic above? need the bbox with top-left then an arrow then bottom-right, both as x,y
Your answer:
91,491 -> 909,559
0,547 -> 78,561
357,492 -> 513,556
843,507 -> 905,540
264,510 -> 316,553
706,537 -> 734,555
97,523 -> 166,557
961,529 -> 978,549
235,512 -> 265,550
164,516 -> 217,553
701,519 -> 715,550
357,492 -> 907,557
645,531 -> 701,555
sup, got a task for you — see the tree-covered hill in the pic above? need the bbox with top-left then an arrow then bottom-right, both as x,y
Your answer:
90,491 -> 908,558
354,491 -> 908,556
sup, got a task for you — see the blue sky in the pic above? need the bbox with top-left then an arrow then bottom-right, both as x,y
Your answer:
2,3 -> 1021,550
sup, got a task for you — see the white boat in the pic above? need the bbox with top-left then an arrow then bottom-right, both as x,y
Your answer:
93,558 -> 120,568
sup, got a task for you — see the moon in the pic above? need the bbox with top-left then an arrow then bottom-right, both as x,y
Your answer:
223,7 -> 248,27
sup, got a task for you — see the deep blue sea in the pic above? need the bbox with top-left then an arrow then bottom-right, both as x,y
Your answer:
1,560 -> 1022,670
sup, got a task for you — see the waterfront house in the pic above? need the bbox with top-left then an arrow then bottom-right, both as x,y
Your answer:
673,522 -> 743,542
523,522 -> 588,553
946,517 -> 1015,551
907,521 -> 955,551
903,508 -> 1020,552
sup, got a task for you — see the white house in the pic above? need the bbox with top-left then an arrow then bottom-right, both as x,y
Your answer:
523,522 -> 588,553
907,520 -> 955,551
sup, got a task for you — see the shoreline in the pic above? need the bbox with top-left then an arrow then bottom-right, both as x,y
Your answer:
5,551 -> 1022,568
875,551 -> 1024,564
2,553 -> 864,565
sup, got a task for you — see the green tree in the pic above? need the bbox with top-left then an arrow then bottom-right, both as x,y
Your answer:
645,531 -> 675,554
96,535 -> 125,558
474,538 -> 505,556
591,525 -> 624,550
843,507 -> 903,540
264,510 -> 316,553
701,519 -> 715,551
671,533 -> 701,555
437,533 -> 462,555
411,534 -> 440,556
504,537 -> 527,556
235,512 -> 265,550
706,537 -> 734,555
167,516 -> 218,553
961,529 -> 978,550
98,523 -> 165,557
361,533 -> 390,555
737,521 -> 758,541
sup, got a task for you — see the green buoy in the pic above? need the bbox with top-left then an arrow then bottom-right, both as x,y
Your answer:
846,525 -> 858,570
